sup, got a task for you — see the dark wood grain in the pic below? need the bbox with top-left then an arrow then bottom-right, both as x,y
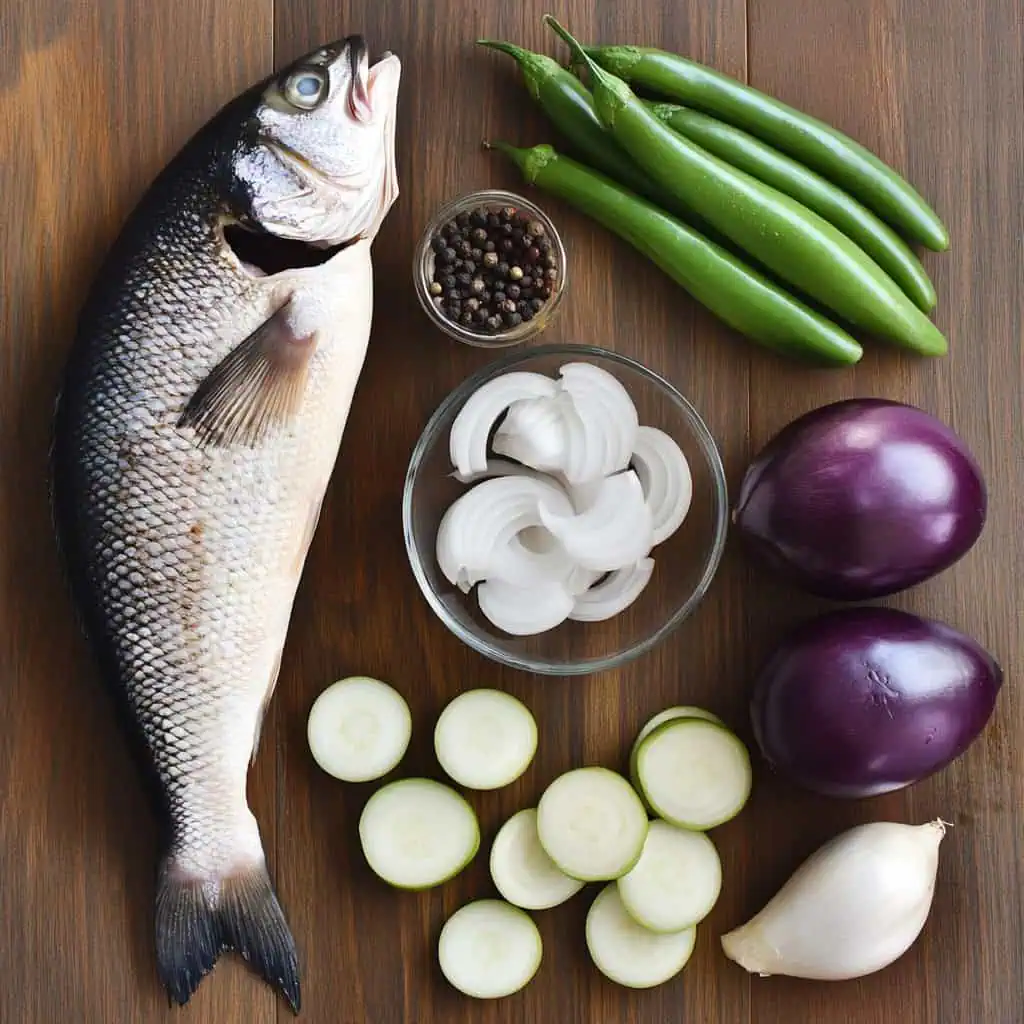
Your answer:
1,0 -> 1020,1023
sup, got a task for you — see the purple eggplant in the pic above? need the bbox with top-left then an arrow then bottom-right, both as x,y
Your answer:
734,398 -> 987,600
751,607 -> 1003,798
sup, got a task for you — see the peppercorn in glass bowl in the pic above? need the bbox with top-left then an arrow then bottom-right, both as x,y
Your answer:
402,344 -> 729,676
413,189 -> 567,348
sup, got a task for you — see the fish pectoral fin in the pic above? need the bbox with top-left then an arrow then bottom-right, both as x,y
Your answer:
177,297 -> 315,448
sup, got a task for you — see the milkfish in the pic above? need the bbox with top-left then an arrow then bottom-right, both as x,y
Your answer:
49,36 -> 402,1011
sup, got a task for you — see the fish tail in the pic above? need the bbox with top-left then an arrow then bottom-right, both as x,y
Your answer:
155,857 -> 301,1013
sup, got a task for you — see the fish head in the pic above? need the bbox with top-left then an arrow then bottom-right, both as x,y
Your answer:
231,37 -> 401,247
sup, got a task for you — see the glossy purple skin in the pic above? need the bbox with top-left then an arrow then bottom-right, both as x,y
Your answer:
750,607 -> 1003,798
734,398 -> 987,600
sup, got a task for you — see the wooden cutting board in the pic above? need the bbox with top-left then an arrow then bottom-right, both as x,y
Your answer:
1,1 -> 1020,1022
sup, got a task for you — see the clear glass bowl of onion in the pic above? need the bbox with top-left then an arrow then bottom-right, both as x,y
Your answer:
402,344 -> 729,676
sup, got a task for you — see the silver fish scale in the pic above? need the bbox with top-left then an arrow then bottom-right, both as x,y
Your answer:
55,166 -> 374,883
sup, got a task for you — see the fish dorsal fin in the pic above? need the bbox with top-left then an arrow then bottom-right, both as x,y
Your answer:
178,297 -> 315,448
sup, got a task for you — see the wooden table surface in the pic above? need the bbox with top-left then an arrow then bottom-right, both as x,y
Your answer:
2,1 -> 1021,1022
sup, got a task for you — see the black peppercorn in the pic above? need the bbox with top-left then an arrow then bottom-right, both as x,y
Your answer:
545,267 -> 558,282
442,247 -> 458,265
455,271 -> 472,288
496,263 -> 510,279
463,260 -> 476,275
520,275 -> 533,289
430,235 -> 447,254
471,226 -> 488,244
443,220 -> 459,236
500,222 -> 513,237
471,278 -> 485,294
501,299 -> 517,315
506,284 -> 521,300
487,213 -> 501,228
470,210 -> 488,228
455,212 -> 470,227
530,297 -> 545,312
486,315 -> 502,331
500,238 -> 515,253
465,297 -> 480,312
511,227 -> 525,245
441,274 -> 457,291
503,310 -> 522,327
493,291 -> 506,306
460,310 -> 474,326
472,308 -> 487,324
484,240 -> 496,253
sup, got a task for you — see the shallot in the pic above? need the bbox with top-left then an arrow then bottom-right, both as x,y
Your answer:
721,819 -> 948,981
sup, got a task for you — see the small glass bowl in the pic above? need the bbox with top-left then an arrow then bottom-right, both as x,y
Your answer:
412,189 -> 568,349
402,344 -> 729,676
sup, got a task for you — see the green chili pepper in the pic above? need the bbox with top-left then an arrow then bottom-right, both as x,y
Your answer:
545,17 -> 947,357
476,39 -> 662,201
578,42 -> 949,252
647,102 -> 937,313
487,141 -> 863,367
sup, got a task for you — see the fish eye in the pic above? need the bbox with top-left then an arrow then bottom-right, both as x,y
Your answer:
283,68 -> 327,110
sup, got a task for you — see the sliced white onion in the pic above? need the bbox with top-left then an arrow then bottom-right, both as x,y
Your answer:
491,528 -> 576,589
557,394 -> 603,486
566,566 -> 605,596
566,478 -> 605,513
449,372 -> 558,477
631,426 -> 694,545
538,470 -> 653,572
569,558 -> 655,622
477,578 -> 575,636
436,476 -> 573,591
452,459 -> 544,485
557,363 -> 639,484
492,395 -> 568,473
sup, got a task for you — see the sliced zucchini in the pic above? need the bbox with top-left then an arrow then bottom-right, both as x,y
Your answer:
617,820 -> 722,932
438,899 -> 543,999
358,778 -> 479,889
633,718 -> 752,830
536,767 -> 648,881
628,705 -> 723,793
586,883 -> 697,989
434,688 -> 537,791
490,808 -> 585,910
306,675 -> 411,782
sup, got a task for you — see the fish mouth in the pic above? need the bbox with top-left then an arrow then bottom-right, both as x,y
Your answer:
222,222 -> 351,278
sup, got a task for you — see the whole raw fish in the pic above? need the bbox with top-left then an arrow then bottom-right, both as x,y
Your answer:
49,35 -> 401,1012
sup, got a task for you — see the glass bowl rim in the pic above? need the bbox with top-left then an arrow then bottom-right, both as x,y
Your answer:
411,188 -> 568,350
401,342 -> 731,677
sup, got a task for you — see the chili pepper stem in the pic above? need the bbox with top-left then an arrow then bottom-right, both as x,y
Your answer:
477,40 -> 555,100
484,140 -> 556,183
542,16 -> 630,126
